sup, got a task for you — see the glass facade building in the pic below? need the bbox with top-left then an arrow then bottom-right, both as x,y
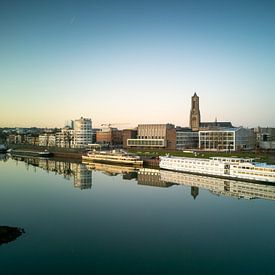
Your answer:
199,128 -> 255,151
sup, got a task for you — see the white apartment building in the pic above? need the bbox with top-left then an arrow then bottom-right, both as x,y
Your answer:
55,127 -> 74,148
73,117 -> 93,148
39,134 -> 56,147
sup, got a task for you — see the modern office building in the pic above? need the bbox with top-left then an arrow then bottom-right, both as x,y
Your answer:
176,127 -> 199,150
127,124 -> 175,149
199,127 -> 255,151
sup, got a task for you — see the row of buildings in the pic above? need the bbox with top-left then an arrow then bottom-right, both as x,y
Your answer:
4,94 -> 275,151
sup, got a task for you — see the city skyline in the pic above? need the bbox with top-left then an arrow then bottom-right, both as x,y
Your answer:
1,0 -> 275,128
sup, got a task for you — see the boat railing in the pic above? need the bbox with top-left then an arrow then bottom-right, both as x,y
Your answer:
211,157 -> 254,163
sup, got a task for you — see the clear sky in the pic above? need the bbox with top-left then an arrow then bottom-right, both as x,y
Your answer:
1,0 -> 274,128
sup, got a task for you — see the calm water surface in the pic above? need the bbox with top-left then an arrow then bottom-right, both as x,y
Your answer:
1,155 -> 275,274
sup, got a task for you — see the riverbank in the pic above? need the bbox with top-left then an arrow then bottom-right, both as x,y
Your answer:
129,148 -> 275,165
9,144 -> 83,160
8,144 -> 275,166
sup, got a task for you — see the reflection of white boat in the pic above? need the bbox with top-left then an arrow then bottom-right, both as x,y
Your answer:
83,161 -> 138,175
160,156 -> 275,183
159,169 -> 275,201
82,150 -> 143,166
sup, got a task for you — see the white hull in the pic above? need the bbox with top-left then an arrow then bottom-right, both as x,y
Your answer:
82,155 -> 143,167
160,156 -> 275,183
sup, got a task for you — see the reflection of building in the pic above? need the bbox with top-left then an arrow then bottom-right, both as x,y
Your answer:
72,163 -> 92,189
160,170 -> 275,201
191,186 -> 199,199
12,156 -> 92,190
137,168 -> 174,188
0,154 -> 8,161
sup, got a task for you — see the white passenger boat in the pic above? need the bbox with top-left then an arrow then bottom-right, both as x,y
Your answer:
82,150 -> 143,166
159,156 -> 275,183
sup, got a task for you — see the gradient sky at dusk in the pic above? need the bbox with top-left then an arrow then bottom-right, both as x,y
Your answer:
1,0 -> 274,128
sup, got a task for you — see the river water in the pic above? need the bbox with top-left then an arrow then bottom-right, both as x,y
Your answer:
1,155 -> 275,274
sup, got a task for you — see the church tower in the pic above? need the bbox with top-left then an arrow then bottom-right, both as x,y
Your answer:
191,186 -> 199,200
189,93 -> 201,131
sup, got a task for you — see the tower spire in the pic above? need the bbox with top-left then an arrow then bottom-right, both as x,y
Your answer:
189,93 -> 201,131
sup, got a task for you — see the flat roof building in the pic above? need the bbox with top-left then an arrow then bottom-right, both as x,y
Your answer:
127,124 -> 175,149
176,127 -> 199,150
199,127 -> 255,151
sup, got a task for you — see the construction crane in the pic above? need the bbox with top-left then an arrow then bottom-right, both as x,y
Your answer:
100,123 -> 129,128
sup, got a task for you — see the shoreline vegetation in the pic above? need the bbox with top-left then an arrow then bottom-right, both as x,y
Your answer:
7,144 -> 275,165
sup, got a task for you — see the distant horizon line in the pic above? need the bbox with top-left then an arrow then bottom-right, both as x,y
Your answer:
1,122 -> 274,129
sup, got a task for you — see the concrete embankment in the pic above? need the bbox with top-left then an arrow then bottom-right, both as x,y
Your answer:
9,145 -> 161,167
52,151 -> 82,160
10,145 -> 84,160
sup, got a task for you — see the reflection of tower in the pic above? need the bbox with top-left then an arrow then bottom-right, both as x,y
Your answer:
191,186 -> 199,199
189,93 -> 201,131
72,163 -> 92,190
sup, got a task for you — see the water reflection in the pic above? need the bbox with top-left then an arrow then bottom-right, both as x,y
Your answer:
137,168 -> 174,188
84,162 -> 275,201
159,169 -> 275,201
11,156 -> 92,190
83,161 -> 138,178
0,153 -> 8,162
5,155 -> 275,201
